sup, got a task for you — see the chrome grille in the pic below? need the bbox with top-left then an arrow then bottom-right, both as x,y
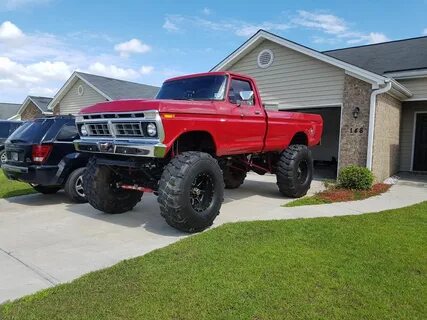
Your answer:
87,123 -> 111,136
114,123 -> 144,137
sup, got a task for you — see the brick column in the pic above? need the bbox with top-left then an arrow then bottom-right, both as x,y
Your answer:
338,75 -> 372,171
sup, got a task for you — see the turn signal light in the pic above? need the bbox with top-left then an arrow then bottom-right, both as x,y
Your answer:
32,144 -> 53,164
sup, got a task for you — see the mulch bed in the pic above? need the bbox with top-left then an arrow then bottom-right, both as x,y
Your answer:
317,183 -> 392,203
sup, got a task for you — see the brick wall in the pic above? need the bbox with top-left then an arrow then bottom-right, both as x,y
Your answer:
372,94 -> 402,181
338,75 -> 372,171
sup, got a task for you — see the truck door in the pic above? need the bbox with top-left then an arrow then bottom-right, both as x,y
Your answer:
227,77 -> 266,153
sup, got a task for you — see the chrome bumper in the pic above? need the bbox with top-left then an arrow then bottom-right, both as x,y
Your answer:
74,139 -> 167,158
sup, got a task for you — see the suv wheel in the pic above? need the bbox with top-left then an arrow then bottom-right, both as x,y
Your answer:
276,144 -> 313,198
83,158 -> 142,214
0,150 -> 6,165
158,151 -> 224,233
64,167 -> 87,203
31,185 -> 61,194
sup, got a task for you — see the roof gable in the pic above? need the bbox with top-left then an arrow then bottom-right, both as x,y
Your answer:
48,72 -> 160,110
0,103 -> 21,120
211,29 -> 387,85
324,36 -> 427,75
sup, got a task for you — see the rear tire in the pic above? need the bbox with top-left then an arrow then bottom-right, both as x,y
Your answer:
276,144 -> 313,198
83,158 -> 142,214
223,166 -> 246,189
64,167 -> 87,203
158,151 -> 224,233
31,185 -> 61,194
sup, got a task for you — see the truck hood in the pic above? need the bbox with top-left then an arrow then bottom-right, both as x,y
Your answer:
79,99 -> 217,115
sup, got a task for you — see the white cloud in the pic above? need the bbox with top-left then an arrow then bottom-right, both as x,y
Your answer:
202,8 -> 211,15
87,62 -> 139,80
114,38 -> 151,57
0,0 -> 51,10
423,28 -> 427,35
163,18 -> 179,32
140,65 -> 154,75
292,10 -> 389,45
293,10 -> 347,35
164,15 -> 289,37
0,21 -> 24,40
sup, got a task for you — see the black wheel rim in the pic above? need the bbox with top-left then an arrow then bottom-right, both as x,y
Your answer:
296,160 -> 309,183
190,172 -> 215,213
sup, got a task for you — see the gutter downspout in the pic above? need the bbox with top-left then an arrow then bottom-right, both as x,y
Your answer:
366,80 -> 392,170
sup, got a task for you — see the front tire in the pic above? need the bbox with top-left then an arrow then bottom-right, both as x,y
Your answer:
83,158 -> 142,214
64,167 -> 87,203
0,149 -> 6,165
276,144 -> 313,198
158,152 -> 224,233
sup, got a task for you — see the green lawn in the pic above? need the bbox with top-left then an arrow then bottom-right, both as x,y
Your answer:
284,195 -> 331,207
1,202 -> 426,320
0,170 -> 34,198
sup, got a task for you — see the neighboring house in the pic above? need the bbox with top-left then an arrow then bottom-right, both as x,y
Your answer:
212,30 -> 427,181
17,96 -> 53,120
0,103 -> 21,120
48,71 -> 160,116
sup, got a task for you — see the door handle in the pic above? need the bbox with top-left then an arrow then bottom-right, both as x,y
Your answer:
254,110 -> 261,115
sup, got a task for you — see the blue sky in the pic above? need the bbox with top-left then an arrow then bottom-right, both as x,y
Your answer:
0,0 -> 426,103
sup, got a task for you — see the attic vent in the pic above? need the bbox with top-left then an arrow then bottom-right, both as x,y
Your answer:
77,85 -> 84,96
257,49 -> 274,68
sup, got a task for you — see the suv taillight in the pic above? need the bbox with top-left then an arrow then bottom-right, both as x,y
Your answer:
32,144 -> 53,164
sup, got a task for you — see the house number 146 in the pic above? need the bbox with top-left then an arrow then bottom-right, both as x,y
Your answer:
350,127 -> 364,133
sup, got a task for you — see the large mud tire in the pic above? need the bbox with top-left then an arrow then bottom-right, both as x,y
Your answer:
158,152 -> 224,233
83,158 -> 142,214
223,166 -> 246,189
276,145 -> 313,198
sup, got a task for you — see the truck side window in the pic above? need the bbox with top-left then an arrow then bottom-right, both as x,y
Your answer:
56,124 -> 79,142
228,79 -> 254,106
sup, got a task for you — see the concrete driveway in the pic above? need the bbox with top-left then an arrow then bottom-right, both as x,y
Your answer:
1,174 -> 426,303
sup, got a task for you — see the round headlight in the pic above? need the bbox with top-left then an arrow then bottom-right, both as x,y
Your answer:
146,123 -> 157,137
80,124 -> 88,136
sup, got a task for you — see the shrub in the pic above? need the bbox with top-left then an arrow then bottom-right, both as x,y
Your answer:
338,165 -> 374,190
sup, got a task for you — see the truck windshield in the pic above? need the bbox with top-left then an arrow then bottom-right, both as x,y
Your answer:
156,75 -> 227,101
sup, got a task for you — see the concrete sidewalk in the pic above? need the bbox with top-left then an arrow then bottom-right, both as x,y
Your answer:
0,174 -> 426,303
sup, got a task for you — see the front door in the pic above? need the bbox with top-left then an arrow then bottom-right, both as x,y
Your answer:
413,113 -> 427,171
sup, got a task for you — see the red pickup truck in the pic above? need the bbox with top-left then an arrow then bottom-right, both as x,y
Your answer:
74,72 -> 323,232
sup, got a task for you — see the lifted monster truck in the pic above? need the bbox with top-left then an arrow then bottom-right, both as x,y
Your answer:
74,72 -> 323,232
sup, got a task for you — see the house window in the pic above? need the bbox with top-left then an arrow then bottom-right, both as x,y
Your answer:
77,85 -> 84,96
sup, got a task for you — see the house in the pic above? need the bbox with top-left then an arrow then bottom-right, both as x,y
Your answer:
212,30 -> 427,181
47,71 -> 160,115
0,103 -> 21,120
17,96 -> 53,120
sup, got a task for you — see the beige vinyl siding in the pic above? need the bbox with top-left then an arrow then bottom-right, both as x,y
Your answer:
58,79 -> 106,115
228,40 -> 345,109
400,101 -> 427,171
398,78 -> 427,100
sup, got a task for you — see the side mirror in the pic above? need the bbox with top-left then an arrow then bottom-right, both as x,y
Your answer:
239,91 -> 254,102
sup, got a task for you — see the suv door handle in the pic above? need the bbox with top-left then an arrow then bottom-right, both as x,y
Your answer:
254,110 -> 261,115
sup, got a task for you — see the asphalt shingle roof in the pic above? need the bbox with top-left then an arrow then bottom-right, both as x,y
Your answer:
76,72 -> 160,100
0,103 -> 21,120
29,96 -> 53,112
323,36 -> 427,75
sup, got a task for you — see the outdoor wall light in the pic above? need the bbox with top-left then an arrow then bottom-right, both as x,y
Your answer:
353,107 -> 360,119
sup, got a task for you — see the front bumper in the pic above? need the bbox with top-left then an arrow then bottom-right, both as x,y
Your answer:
2,163 -> 62,185
74,139 -> 168,158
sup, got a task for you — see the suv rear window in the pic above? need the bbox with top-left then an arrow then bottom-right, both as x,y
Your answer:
8,119 -> 53,143
0,124 -> 11,138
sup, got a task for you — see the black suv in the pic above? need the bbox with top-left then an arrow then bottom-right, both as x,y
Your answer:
2,116 -> 89,202
0,120 -> 23,165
